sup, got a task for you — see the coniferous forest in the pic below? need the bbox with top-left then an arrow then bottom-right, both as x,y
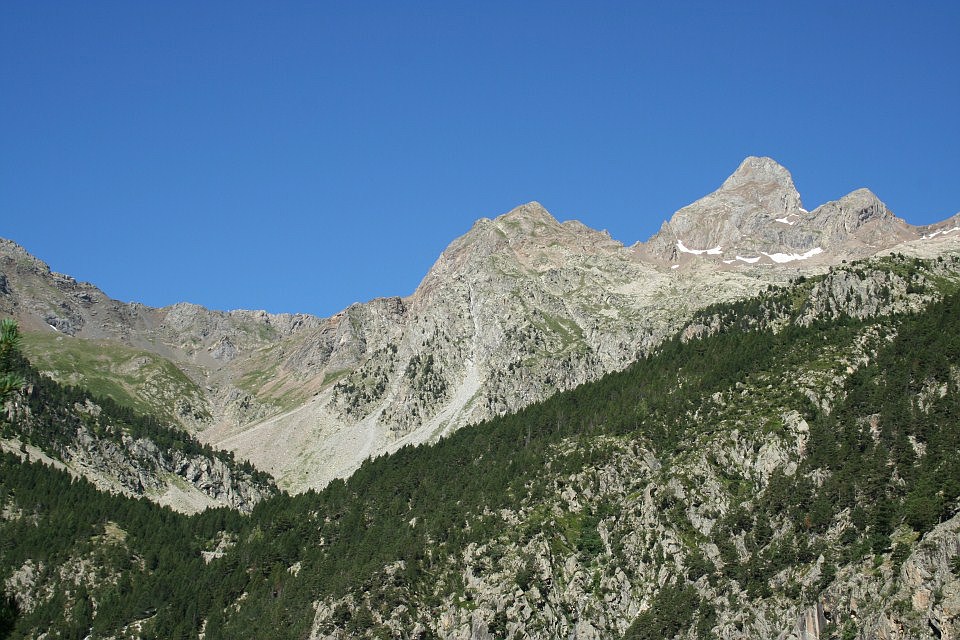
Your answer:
2,254 -> 960,638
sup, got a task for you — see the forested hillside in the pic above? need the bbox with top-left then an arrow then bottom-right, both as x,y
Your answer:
3,253 -> 960,639
0,327 -> 275,514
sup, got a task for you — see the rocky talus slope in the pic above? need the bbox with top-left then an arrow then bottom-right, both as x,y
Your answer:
2,157 -> 959,492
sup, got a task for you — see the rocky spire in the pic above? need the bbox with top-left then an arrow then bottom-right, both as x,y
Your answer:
720,156 -> 799,194
640,157 -> 805,260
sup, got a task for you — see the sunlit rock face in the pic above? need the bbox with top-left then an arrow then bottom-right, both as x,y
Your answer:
641,156 -> 914,267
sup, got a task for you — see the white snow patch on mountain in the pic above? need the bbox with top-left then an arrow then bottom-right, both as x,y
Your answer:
677,240 -> 722,255
922,226 -> 960,240
722,256 -> 762,265
762,247 -> 823,264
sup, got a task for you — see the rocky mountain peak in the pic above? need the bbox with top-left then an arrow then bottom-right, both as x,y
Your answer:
4,157 -> 956,497
488,202 -> 625,270
637,157 -> 927,266
802,188 -> 913,251
414,201 -> 620,305
833,188 -> 889,221
639,156 -> 805,261
711,155 -> 804,216
501,200 -> 553,221
494,201 -> 562,238
720,155 -> 798,193
1,238 -> 53,276
424,202 -> 616,280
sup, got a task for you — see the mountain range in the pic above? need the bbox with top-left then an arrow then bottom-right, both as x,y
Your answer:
3,157 -> 960,639
2,157 -> 959,494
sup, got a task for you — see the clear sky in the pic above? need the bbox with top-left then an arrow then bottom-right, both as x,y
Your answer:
2,2 -> 958,317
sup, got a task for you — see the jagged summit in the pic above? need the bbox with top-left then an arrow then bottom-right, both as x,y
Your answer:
826,189 -> 896,233
834,188 -> 887,216
720,156 -> 798,193
712,156 -> 804,217
500,201 -> 555,223
467,201 -> 558,231
638,156 -> 921,266
638,156 -> 803,262
491,201 -> 566,241
416,201 -> 622,295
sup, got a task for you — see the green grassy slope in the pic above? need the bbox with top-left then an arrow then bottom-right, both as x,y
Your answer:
20,332 -> 210,426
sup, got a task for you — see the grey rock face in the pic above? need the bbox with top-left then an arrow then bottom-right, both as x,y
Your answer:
644,156 -> 805,259
642,157 -> 916,266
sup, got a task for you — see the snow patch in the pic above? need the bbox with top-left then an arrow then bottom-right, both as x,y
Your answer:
676,240 -> 722,255
722,255 -> 761,265
670,264 -> 679,270
922,226 -> 960,240
775,216 -> 798,226
762,247 -> 823,264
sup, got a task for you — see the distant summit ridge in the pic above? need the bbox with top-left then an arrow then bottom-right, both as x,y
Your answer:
640,155 -> 915,266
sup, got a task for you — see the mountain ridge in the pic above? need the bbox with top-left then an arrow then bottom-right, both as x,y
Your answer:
5,251 -> 960,638
2,157 -> 959,492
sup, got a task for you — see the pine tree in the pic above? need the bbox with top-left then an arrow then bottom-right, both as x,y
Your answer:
0,319 -> 25,403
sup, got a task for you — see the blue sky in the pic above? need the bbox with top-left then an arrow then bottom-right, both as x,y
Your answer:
2,2 -> 958,317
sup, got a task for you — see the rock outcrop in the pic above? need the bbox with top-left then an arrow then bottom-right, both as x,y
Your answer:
4,391 -> 274,514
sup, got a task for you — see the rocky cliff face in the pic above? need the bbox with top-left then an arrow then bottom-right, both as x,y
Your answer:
64,420 -> 273,514
204,202 -> 787,490
2,158 -> 959,493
